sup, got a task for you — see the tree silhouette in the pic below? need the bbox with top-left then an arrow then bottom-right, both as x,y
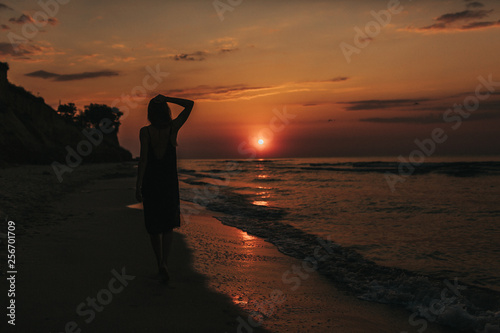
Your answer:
57,103 -> 77,122
55,102 -> 123,135
80,103 -> 123,133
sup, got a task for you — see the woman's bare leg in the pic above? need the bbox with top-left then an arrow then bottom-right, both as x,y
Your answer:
161,231 -> 173,270
149,233 -> 162,270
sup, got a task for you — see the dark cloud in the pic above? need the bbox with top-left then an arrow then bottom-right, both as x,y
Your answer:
465,1 -> 484,9
339,99 -> 431,111
0,3 -> 13,11
451,91 -> 500,98
9,14 -> 59,26
47,18 -> 58,26
0,42 -> 32,56
360,112 -> 500,124
1,24 -> 9,30
435,9 -> 493,24
170,37 -> 239,61
461,19 -> 500,29
25,70 -> 59,79
169,47 -> 238,61
9,14 -> 34,24
359,100 -> 500,123
415,3 -> 499,32
329,77 -> 349,82
169,51 -> 208,61
218,47 -> 239,53
25,70 -> 119,81
301,77 -> 350,84
359,114 -> 442,124
419,23 -> 447,30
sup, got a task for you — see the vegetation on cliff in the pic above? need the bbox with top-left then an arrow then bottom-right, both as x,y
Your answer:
0,61 -> 132,165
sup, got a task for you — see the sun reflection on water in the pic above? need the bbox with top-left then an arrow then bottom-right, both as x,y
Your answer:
252,200 -> 269,206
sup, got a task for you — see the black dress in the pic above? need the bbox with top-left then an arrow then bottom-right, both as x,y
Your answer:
141,125 -> 181,234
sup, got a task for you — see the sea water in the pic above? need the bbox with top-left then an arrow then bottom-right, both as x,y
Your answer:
177,157 -> 500,331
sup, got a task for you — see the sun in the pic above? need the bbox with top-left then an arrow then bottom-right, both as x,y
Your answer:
258,139 -> 264,145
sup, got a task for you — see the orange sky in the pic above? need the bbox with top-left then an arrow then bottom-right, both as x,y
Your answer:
1,0 -> 500,158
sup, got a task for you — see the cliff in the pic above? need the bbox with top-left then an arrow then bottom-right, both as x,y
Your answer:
0,62 -> 132,165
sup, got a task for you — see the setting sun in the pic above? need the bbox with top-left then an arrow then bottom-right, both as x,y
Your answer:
258,139 -> 264,145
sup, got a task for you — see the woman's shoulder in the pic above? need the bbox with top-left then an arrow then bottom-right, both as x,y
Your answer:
139,125 -> 151,137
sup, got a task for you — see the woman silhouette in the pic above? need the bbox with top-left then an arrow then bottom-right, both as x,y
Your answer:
136,94 -> 194,282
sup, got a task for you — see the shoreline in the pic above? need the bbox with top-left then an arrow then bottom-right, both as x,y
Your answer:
177,200 -> 455,333
0,163 -> 455,332
0,168 -> 268,333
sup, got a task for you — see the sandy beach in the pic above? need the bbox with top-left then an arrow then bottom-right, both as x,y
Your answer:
0,163 -> 455,332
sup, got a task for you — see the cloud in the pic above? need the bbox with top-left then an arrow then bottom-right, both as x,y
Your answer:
299,77 -> 350,85
434,9 -> 493,24
9,14 -> 34,24
169,37 -> 240,61
169,48 -> 239,61
359,100 -> 500,123
328,77 -> 349,82
113,56 -> 136,63
408,2 -> 500,33
465,1 -> 485,9
218,47 -> 238,53
359,114 -> 442,124
25,69 -> 119,81
339,99 -> 431,111
163,84 -> 270,100
9,14 -> 59,26
161,75 -> 350,102
451,91 -> 500,98
0,42 -> 41,57
360,111 -> 500,124
0,42 -> 28,56
418,22 -> 447,30
47,18 -> 58,26
0,41 -> 63,62
211,37 -> 239,54
169,51 -> 209,61
1,24 -> 9,30
0,3 -> 13,11
461,19 -> 500,29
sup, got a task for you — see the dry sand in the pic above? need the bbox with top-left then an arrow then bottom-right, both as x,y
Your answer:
0,163 -> 454,332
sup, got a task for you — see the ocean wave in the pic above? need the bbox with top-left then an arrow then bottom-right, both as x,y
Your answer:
180,185 -> 287,221
212,214 -> 500,332
296,161 -> 500,177
178,159 -> 500,332
180,171 -> 231,182
252,177 -> 280,182
221,159 -> 279,164
179,183 -> 500,331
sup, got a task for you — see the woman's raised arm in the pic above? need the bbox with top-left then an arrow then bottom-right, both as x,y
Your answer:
153,95 -> 194,129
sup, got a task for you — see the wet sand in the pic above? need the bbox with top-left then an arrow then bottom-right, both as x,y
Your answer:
0,164 -> 454,332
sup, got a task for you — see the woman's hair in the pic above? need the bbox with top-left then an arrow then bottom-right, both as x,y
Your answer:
147,99 -> 172,128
